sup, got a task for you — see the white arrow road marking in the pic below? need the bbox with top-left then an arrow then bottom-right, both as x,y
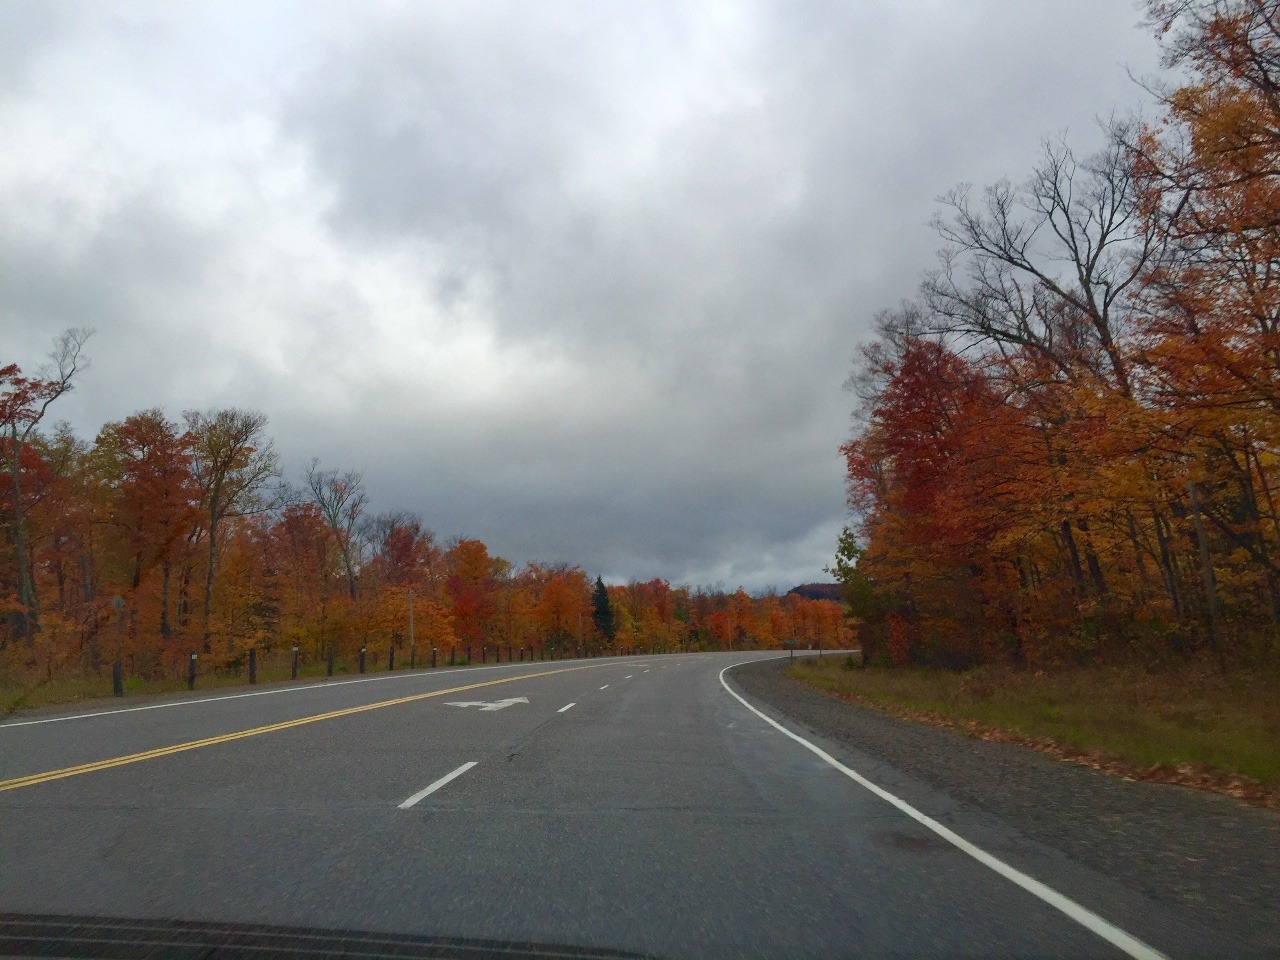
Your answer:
444,696 -> 529,712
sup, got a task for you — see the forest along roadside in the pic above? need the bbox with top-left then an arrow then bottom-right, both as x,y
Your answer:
726,657 -> 1280,952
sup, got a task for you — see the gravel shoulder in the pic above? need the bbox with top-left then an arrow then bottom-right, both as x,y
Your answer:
726,656 -> 1280,956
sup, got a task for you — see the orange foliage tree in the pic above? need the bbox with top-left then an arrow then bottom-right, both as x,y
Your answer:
838,1 -> 1280,669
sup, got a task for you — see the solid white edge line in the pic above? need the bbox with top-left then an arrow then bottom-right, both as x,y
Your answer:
0,659 -> 607,730
398,761 -> 478,809
718,661 -> 1169,960
558,703 -> 576,713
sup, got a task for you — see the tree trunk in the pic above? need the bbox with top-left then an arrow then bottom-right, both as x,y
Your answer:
8,427 -> 34,642
1187,478 -> 1225,670
201,513 -> 218,653
79,550 -> 95,605
1151,505 -> 1183,619
160,559 -> 172,640
1059,519 -> 1086,593
1084,540 -> 1108,597
1125,509 -> 1151,591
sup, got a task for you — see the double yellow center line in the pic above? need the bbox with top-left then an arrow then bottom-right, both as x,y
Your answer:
0,666 -> 584,795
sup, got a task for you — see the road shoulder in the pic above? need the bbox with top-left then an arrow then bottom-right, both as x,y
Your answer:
725,656 -> 1280,956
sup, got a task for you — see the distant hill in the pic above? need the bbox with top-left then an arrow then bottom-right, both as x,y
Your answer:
787,582 -> 842,602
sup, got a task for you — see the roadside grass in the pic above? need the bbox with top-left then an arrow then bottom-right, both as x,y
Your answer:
786,658 -> 1280,789
0,659 -> 363,716
0,650 -> 583,716
1,674 -> 114,714
0,649 -> 556,716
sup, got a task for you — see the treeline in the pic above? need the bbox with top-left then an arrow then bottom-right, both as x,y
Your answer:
0,364 -> 846,681
841,1 -> 1280,669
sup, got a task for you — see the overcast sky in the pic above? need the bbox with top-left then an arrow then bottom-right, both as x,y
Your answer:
2,1 -> 1167,592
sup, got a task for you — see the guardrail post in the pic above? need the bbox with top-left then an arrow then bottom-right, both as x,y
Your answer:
292,645 -> 299,679
482,644 -> 487,663
112,660 -> 124,697
359,646 -> 366,673
431,647 -> 437,669
388,646 -> 395,671
248,648 -> 257,684
327,645 -> 335,677
188,652 -> 197,690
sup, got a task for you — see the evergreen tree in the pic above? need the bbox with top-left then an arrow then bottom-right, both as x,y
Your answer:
824,526 -> 881,621
591,576 -> 615,641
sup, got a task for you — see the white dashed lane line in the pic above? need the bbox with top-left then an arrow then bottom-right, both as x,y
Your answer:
398,761 -> 478,809
558,703 -> 576,713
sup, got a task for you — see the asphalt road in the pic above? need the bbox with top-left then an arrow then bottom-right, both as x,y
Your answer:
0,652 -> 1246,959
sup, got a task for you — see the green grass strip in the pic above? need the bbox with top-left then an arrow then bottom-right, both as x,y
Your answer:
786,659 -> 1280,786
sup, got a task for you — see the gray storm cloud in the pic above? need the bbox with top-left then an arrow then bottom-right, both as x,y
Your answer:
1,1 -> 1163,590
